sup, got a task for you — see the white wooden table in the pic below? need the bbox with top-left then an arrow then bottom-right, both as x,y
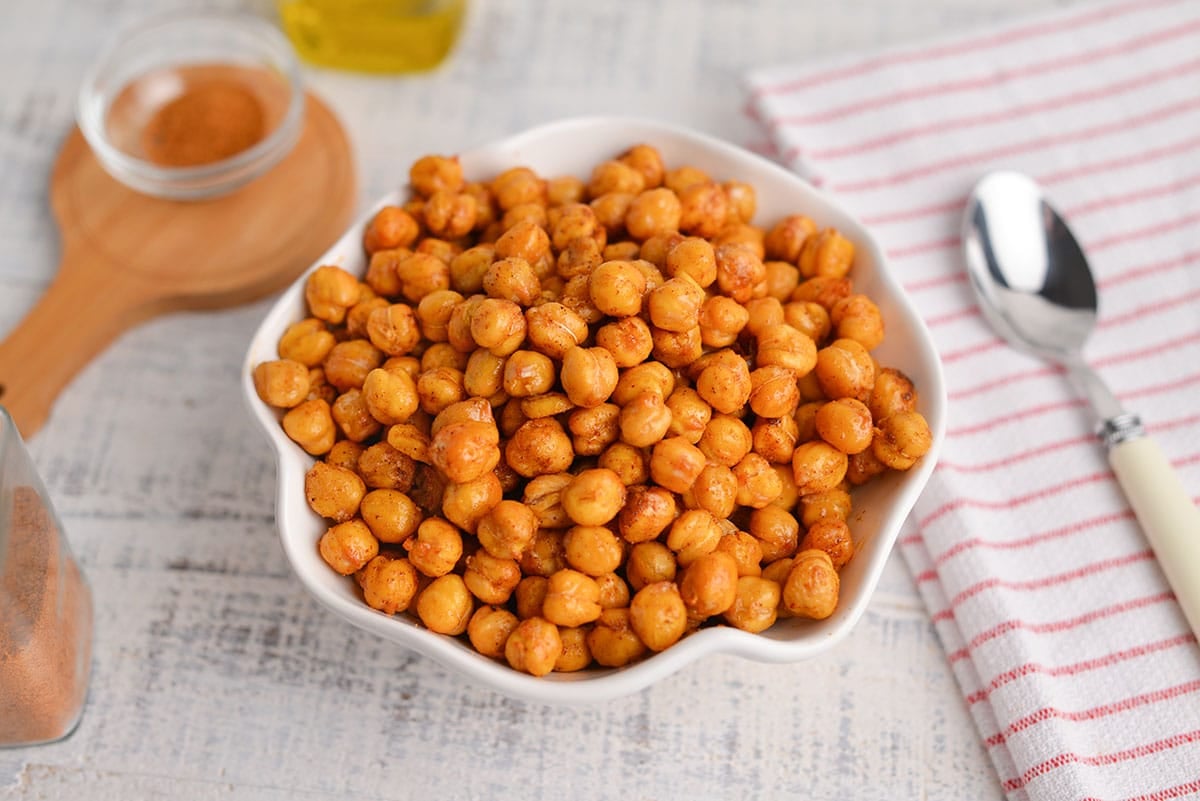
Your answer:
0,0 -> 1080,797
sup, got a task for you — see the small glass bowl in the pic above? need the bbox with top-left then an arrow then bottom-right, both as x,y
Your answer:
77,11 -> 305,201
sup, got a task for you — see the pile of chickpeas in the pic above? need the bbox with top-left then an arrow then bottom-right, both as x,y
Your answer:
253,144 -> 932,677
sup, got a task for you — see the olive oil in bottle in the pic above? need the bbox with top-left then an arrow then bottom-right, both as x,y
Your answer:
277,0 -> 466,74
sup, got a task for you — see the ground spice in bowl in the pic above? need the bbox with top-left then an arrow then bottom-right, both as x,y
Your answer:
0,486 -> 93,746
141,79 -> 266,167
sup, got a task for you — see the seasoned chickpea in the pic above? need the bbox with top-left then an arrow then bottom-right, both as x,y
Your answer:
547,174 -> 585,206
393,252 -> 451,303
792,441 -> 849,495
524,302 -> 588,359
723,576 -> 780,633
677,181 -> 728,239
664,165 -> 711,195
399,518 -> 461,578
679,551 -> 739,618
516,473 -> 570,530
744,297 -> 785,337
506,418 -> 574,477
362,367 -> 419,425
423,190 -> 477,239
798,488 -> 852,529
696,356 -> 752,415
782,549 -> 839,619
590,192 -> 636,234
663,387 -> 710,444
515,575 -> 549,619
684,463 -> 736,519
626,542 -> 677,591
326,440 -> 364,472
447,294 -> 485,352
764,214 -> 817,263
598,442 -> 649,486
564,525 -> 623,577
423,340 -> 469,370
357,555 -> 418,615
416,367 -> 466,415
556,234 -> 603,278
831,294 -> 884,350
629,582 -> 688,651
505,617 -> 561,677
430,420 -> 500,483
784,301 -> 832,343
319,519 -> 378,575
305,462 -> 366,522
409,154 -> 463,197
588,260 -> 647,318
324,340 -> 383,393
549,203 -> 601,250
733,452 -> 783,508
815,338 -> 875,402
794,400 -> 822,442
356,489 -> 419,545
697,296 -> 748,348
752,415 -> 800,464
461,349 -> 504,402
468,605 -> 520,658
278,318 -> 336,367
698,414 -> 753,467
357,442 -> 415,490
555,627 -> 592,672
613,362 -> 675,405
364,207 -> 420,254
588,159 -> 645,198
492,166 -> 544,210
799,228 -> 855,279
756,325 -> 818,378
542,569 -> 603,627
596,317 -> 654,367
845,447 -> 888,486
749,505 -> 800,562
815,398 -> 873,454
714,243 -> 766,303
416,237 -> 463,265
715,531 -> 764,577
521,392 -> 573,419
587,608 -> 647,667
619,392 -> 672,448
638,231 -> 684,269
414,574 -> 472,634
415,290 -> 463,344
567,403 -> 620,456
595,572 -> 630,610
625,188 -> 681,241
801,519 -> 854,569
645,276 -> 703,333
666,509 -> 721,566
484,257 -> 541,306
762,557 -> 795,587
521,529 -> 568,577
749,366 -> 801,419
501,350 -> 555,398
792,275 -> 853,311
463,549 -> 522,604
477,500 -> 539,560
366,303 -> 421,357
872,410 -> 932,470
869,368 -> 918,423
604,241 -> 641,262
764,260 -> 801,302
503,202 -> 548,232
561,469 -> 626,527
305,265 -> 360,324
449,244 -> 495,294
254,359 -> 310,408
470,298 -> 527,357
619,144 -> 665,188
495,220 -> 551,266
561,346 -> 620,408
649,436 -> 707,494
280,397 -> 336,454
715,223 -> 766,261
617,485 -> 677,544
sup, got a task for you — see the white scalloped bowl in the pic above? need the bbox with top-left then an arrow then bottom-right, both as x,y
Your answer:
243,116 -> 946,704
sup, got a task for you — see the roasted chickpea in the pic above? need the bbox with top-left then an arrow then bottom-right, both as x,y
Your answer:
815,338 -> 875,402
744,297 -> 785,337
463,550 -> 522,605
326,440 -> 364,473
422,190 -> 477,239
598,443 -> 649,486
393,252 -> 451,303
733,452 -> 783,508
752,415 -> 800,464
417,237 -> 464,265
784,301 -> 832,343
449,244 -> 495,294
617,485 -> 677,544
815,398 -> 873,454
714,243 -> 765,303
764,260 -> 801,302
723,576 -> 780,633
547,174 -> 586,206
794,400 -> 822,442
566,403 -> 620,456
664,387 -> 711,444
638,231 -> 684,269
564,525 -> 624,576
503,202 -> 549,232
409,154 -> 463,198
596,572 -> 631,609
588,159 -> 645,198
679,551 -> 739,618
470,298 -> 527,357
468,605 -> 520,658
278,318 -> 336,367
604,241 -> 642,262
799,228 -> 855,279
715,531 -> 763,577
869,368 -> 918,423
416,367 -> 466,415
646,276 -> 704,333
555,627 -> 592,672
492,166 -> 545,210
749,366 -> 801,419
613,362 -> 675,405
629,582 -> 688,652
361,367 -> 419,426
626,542 -> 677,591
305,265 -> 360,324
649,436 -> 707,494
318,519 -> 378,575
477,500 -> 539,560
698,414 -> 753,467
749,505 -> 800,562
556,234 -> 603,279
698,295 -> 749,348
830,294 -> 884,351
696,356 -> 752,415
364,207 -> 420,254
505,617 -> 562,677
484,257 -> 541,306
792,275 -> 853,311
365,303 -> 422,357
762,557 -> 795,587
791,441 -> 849,496
649,325 -> 703,369
515,575 -> 549,619
801,519 -> 854,570
713,223 -> 766,261
323,340 -> 383,394
687,463 -> 737,518
254,359 -> 310,408
522,304 -> 585,361
521,392 -> 573,419
872,410 -> 932,470
798,488 -> 852,530
542,569 -> 603,627
414,574 -> 473,635
783,549 -> 839,619
398,517 -> 461,578
756,325 -> 818,378
561,346 -> 620,409
357,442 -> 415,490
357,555 -> 418,615
506,418 -> 574,477
587,608 -> 647,667
430,420 -> 500,483
666,509 -> 721,567
328,390 -> 379,443
355,489 -> 419,545
618,392 -> 672,448
764,214 -> 817,263
677,181 -> 728,238
625,188 -> 681,241
619,144 -> 665,188
595,317 -> 654,368
664,165 -> 710,195
513,473 -> 569,530
588,260 -> 647,318
305,461 -> 366,522
498,350 -> 554,398
561,469 -> 627,527
520,529 -> 568,577
590,192 -> 636,234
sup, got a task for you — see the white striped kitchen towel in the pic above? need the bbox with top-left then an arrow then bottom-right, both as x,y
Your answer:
748,0 -> 1200,798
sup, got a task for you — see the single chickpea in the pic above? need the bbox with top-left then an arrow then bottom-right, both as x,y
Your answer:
361,367 -> 419,426
416,367 -> 466,415
365,303 -> 421,357
462,349 -> 506,401
408,463 -> 449,515
501,350 -> 556,398
595,317 -> 654,368
830,294 -> 884,351
556,235 -> 603,279
792,440 -> 849,495
792,275 -> 853,311
560,274 -> 605,324
629,582 -> 688,652
477,500 -> 539,560
596,573 -> 630,610
815,398 -> 874,454
318,519 -> 378,575
698,414 -> 753,467
521,529 -> 568,577
618,485 -> 677,544
762,556 -> 795,587
626,542 -> 677,592
625,188 -> 682,241
506,418 -> 574,477
463,550 -> 522,605
415,290 -> 464,344
744,297 -> 785,337
649,436 -> 707,494
784,301 -> 832,343
801,519 -> 855,570
323,340 -> 383,394
872,410 -> 933,470
803,370 -> 832,406
386,423 -> 430,466
714,243 -> 766,303
587,608 -> 647,667
733,452 -> 783,508
696,356 -> 752,415
764,260 -> 801,302
425,344 -> 470,375
687,463 -> 738,519
542,569 -> 603,627
561,346 -> 620,408
598,442 -> 649,486
394,252 -> 451,303
639,231 -> 685,269
520,392 -> 574,419
794,400 -> 822,442
515,575 -> 549,619
447,294 -> 485,352
525,302 -> 589,359
305,461 -> 366,522
567,403 -> 620,456
450,244 -> 495,295
590,192 -> 636,234
423,190 -> 477,239
723,576 -> 780,633
869,368 -> 918,422
555,627 -> 593,672
326,440 -> 364,472
647,276 -> 705,333
430,420 -> 500,483
521,473 -> 573,529
619,144 -> 666,188
618,392 -> 673,448
715,531 -> 764,577
798,488 -> 852,529
588,260 -> 647,318
484,257 -> 541,306
409,154 -> 463,197
564,525 -> 624,577
495,220 -> 551,266
613,362 -> 675,406
468,606 -> 520,659
679,551 -> 739,618
363,206 -> 420,254
329,389 -> 379,443
764,214 -> 817,263
550,203 -> 603,250
399,517 -> 462,578
846,446 -> 888,485
503,202 -> 549,231
677,181 -> 728,239
660,237 -> 716,288
492,166 -> 545,210
358,555 -> 419,615
713,222 -> 766,261
463,181 -> 497,230
664,165 -> 711,194
749,365 -> 801,419
548,175 -> 586,206
470,298 -> 527,357
415,574 -> 473,634
357,442 -> 416,490
431,396 -> 493,433
254,359 -> 310,408
359,489 -> 421,544
749,505 -> 800,562
756,325 -> 818,378
697,296 -> 749,348
752,415 -> 800,464
718,180 -> 755,224
604,241 -> 642,262
588,159 -> 645,198
815,338 -> 875,402
782,549 -> 839,619
666,509 -> 721,567
305,265 -> 360,324
417,237 -> 464,265
561,469 -> 627,527
278,318 -> 336,367
664,387 -> 711,444
799,228 -> 855,279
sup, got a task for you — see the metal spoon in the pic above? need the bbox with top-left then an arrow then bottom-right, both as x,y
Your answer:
962,171 -> 1200,635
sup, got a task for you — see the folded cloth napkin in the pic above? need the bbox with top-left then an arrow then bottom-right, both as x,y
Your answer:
748,1 -> 1200,797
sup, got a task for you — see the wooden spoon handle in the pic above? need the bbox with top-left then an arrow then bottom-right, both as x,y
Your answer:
0,245 -> 158,438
